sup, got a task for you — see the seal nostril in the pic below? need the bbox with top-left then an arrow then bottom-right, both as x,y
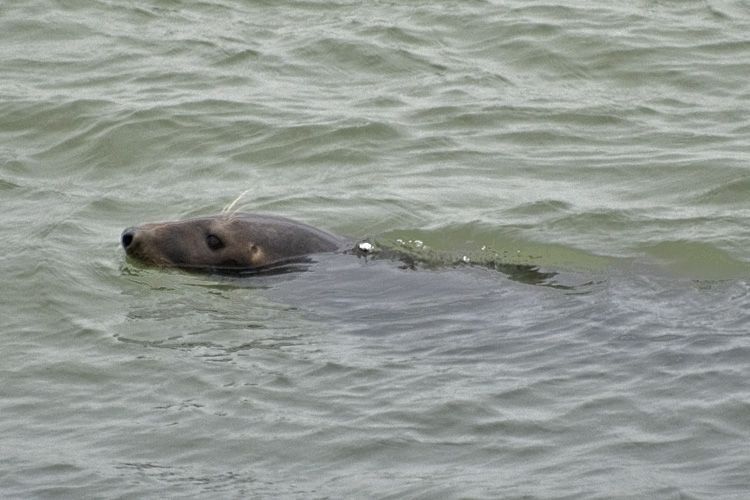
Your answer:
121,229 -> 135,249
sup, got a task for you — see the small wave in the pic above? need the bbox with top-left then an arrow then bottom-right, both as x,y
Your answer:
504,199 -> 573,217
230,119 -> 402,166
691,177 -> 750,205
0,177 -> 21,190
291,36 -> 447,76
639,240 -> 750,280
369,222 -> 613,291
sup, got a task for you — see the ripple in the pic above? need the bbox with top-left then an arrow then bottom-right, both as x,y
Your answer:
692,176 -> 750,205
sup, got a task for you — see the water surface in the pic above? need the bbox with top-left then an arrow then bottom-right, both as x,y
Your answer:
1,0 -> 749,497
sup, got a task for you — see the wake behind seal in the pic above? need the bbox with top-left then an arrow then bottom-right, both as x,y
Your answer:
121,212 -> 349,273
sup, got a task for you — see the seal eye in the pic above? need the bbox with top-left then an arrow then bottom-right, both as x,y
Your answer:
206,234 -> 224,251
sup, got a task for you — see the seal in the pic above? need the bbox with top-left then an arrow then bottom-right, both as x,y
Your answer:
121,212 -> 347,273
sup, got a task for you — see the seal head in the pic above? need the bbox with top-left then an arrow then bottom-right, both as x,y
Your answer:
121,213 -> 345,272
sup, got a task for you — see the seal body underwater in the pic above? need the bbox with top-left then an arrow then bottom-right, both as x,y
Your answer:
121,213 -> 348,273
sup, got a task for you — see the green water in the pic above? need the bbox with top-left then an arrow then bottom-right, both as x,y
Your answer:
2,1 -> 749,498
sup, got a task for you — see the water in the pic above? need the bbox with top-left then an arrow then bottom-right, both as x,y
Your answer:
2,0 -> 750,497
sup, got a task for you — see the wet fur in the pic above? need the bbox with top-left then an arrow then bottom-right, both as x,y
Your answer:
122,213 -> 346,272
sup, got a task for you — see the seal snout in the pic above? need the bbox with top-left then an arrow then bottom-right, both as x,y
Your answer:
121,227 -> 136,250
121,225 -> 163,266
